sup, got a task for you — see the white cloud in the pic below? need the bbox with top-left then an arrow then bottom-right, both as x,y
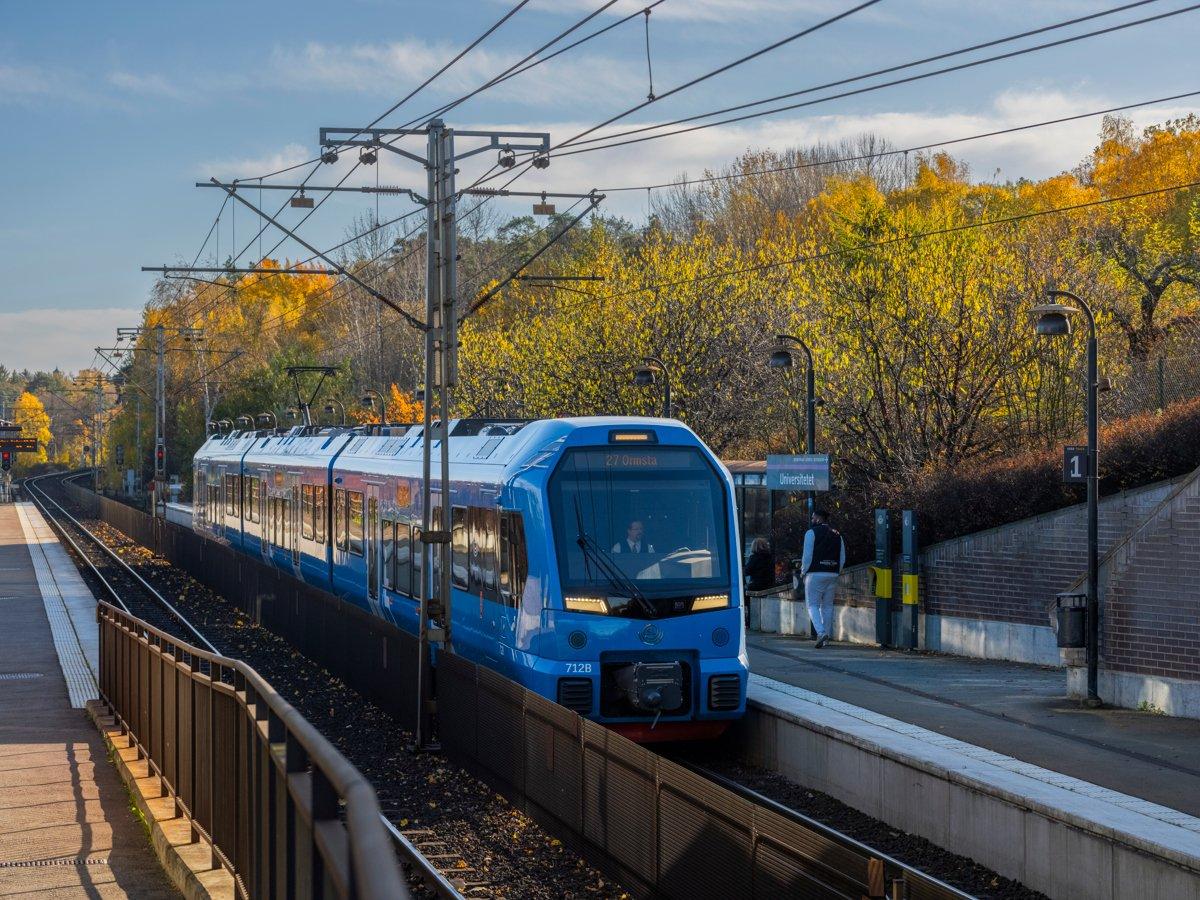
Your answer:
454,88 -> 1200,219
198,143 -> 312,180
511,0 -> 850,23
267,39 -> 640,107
108,71 -> 186,100
0,307 -> 145,374
0,62 -> 57,103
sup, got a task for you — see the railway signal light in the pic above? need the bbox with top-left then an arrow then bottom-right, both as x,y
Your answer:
1,451 -> 10,471
155,444 -> 165,472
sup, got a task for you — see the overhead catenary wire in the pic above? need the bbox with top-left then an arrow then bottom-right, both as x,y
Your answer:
542,179 -> 1200,307
561,0 -> 1173,153
550,2 -> 1200,160
595,88 -> 1200,193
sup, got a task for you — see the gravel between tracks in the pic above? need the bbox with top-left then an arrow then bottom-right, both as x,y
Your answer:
43,485 -> 628,900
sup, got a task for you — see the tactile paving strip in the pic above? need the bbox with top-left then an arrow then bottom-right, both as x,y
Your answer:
0,672 -> 44,681
751,673 -> 1200,837
15,502 -> 99,708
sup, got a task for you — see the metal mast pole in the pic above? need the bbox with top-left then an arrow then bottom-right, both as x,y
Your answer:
416,124 -> 441,749
1085,308 -> 1100,706
436,122 -> 457,653
155,324 -> 166,500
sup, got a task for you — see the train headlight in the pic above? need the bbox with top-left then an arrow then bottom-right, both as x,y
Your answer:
564,595 -> 609,614
691,594 -> 729,611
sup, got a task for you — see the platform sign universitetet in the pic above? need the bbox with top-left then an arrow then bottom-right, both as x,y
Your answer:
765,454 -> 831,491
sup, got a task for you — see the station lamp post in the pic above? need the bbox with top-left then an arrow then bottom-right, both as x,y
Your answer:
323,398 -> 347,426
1033,289 -> 1101,706
361,389 -> 386,425
768,334 -> 819,513
634,356 -> 672,418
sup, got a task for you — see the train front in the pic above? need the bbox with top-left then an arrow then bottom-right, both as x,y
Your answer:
535,420 -> 748,741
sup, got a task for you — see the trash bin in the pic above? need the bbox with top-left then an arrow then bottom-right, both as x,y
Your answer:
1055,592 -> 1087,648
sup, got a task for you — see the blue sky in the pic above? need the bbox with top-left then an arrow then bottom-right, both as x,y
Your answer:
2,0 -> 1198,372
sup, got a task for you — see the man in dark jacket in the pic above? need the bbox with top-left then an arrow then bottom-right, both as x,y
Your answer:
800,508 -> 846,648
745,537 -> 774,591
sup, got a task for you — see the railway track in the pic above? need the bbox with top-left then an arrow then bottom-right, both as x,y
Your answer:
24,470 -> 471,900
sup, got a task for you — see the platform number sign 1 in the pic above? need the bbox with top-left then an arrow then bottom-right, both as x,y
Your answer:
1063,445 -> 1089,484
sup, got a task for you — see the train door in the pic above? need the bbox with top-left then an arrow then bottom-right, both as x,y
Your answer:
367,492 -> 380,607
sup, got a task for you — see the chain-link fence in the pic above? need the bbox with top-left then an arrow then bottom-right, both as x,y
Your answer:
1102,351 -> 1200,421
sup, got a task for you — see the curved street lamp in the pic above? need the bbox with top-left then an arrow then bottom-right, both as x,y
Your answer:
634,355 -> 672,418
768,334 -> 820,512
323,398 -> 347,425
361,388 -> 386,425
1033,289 -> 1100,707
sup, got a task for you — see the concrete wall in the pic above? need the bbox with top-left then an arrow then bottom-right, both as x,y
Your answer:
1063,472 -> 1200,717
751,477 -> 1181,667
743,676 -> 1200,900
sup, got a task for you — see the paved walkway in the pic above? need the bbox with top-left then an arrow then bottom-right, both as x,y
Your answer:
0,501 -> 176,898
748,631 -> 1200,818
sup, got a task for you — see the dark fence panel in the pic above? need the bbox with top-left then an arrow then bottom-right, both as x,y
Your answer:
97,603 -> 408,899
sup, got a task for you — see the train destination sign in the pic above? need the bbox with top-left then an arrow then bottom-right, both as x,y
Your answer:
0,438 -> 37,453
765,454 -> 831,491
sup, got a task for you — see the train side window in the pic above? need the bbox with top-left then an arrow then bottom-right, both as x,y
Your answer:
301,485 -> 315,540
225,475 -> 236,516
348,491 -> 364,556
382,519 -> 395,590
452,506 -> 468,590
334,488 -> 347,551
480,508 -> 498,603
500,511 -> 526,608
249,478 -> 259,524
396,523 -> 412,597
314,485 -> 327,544
412,523 -> 423,593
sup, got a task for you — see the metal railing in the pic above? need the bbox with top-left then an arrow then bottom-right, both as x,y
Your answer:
97,601 -> 410,899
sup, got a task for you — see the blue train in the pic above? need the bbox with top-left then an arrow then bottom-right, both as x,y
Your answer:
192,417 -> 747,741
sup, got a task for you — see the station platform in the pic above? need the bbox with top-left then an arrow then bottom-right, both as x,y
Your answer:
0,502 -> 176,897
745,632 -> 1200,898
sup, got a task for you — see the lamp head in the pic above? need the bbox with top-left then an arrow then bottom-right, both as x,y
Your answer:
287,408 -> 298,421
323,403 -> 335,414
633,366 -> 656,387
1032,302 -> 1078,337
361,394 -> 374,407
768,347 -> 794,369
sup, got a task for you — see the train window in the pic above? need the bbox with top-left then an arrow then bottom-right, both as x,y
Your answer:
225,475 -> 237,516
249,478 -> 260,524
382,519 -> 395,590
396,523 -> 412,597
430,500 -> 442,597
452,506 -> 468,590
481,508 -> 498,603
301,485 -> 315,540
499,512 -> 526,609
412,523 -> 422,592
314,485 -> 327,544
348,491 -> 364,557
334,489 -> 347,551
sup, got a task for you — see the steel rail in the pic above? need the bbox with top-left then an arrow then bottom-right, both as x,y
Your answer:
22,472 -> 135,618
381,817 -> 470,899
678,759 -> 977,899
24,470 -> 219,653
36,471 -> 467,900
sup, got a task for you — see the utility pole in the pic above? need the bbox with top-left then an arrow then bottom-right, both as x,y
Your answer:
155,323 -> 166,487
210,121 -> 595,747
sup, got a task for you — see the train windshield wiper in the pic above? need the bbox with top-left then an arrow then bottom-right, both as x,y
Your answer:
574,500 -> 656,618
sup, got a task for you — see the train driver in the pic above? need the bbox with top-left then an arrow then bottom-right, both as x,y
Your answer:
612,519 -> 655,555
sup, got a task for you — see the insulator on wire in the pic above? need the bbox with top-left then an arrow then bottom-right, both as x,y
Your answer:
360,148 -> 378,165
531,152 -> 550,170
497,148 -> 516,169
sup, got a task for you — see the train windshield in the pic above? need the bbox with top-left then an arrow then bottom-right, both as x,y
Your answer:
548,446 -> 730,597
